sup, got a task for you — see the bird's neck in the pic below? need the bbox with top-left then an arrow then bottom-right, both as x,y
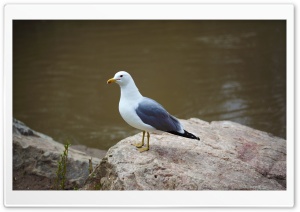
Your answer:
120,81 -> 143,101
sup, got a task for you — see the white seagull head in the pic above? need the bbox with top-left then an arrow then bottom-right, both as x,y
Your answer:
107,71 -> 133,87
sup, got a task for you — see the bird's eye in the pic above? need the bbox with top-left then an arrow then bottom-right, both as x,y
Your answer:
120,75 -> 123,77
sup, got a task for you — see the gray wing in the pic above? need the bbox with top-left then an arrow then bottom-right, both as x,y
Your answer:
135,97 -> 183,132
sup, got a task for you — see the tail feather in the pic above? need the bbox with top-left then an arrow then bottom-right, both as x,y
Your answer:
167,130 -> 200,140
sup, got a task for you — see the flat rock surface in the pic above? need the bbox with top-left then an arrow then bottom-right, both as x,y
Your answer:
83,118 -> 286,190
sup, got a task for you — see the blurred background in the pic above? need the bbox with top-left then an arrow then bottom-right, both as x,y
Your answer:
13,20 -> 286,150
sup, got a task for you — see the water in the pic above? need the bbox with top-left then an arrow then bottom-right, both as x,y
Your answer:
13,20 -> 286,150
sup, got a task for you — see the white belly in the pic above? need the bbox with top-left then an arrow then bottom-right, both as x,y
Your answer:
119,100 -> 157,132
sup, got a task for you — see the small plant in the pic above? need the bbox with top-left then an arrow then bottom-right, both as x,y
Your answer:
55,142 -> 71,190
89,158 -> 94,174
94,182 -> 102,190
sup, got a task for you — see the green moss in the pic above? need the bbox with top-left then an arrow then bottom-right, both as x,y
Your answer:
94,182 -> 102,190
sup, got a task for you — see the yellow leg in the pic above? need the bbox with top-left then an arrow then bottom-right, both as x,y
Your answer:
139,132 -> 150,153
133,131 -> 145,148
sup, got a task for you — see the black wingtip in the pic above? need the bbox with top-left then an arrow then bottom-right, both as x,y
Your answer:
167,130 -> 200,141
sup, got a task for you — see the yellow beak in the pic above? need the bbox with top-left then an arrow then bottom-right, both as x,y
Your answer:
107,78 -> 116,84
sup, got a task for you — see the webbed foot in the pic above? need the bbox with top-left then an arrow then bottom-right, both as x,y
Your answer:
138,146 -> 149,152
133,142 -> 144,148
138,132 -> 150,153
132,131 -> 145,148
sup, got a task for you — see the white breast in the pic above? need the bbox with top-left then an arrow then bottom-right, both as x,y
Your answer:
119,99 -> 157,132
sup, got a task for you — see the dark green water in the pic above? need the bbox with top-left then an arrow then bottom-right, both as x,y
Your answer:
13,20 -> 286,150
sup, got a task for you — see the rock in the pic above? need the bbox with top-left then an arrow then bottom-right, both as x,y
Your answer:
13,119 -> 105,190
82,118 -> 286,190
70,145 -> 107,160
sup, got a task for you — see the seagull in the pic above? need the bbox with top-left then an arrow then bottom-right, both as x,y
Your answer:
107,71 -> 200,152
